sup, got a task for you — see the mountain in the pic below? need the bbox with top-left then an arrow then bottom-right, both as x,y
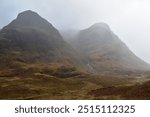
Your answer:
0,10 -> 149,75
69,23 -> 150,74
0,11 -> 150,100
0,10 -> 84,69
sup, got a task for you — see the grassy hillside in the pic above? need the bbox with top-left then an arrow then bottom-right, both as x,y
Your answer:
0,62 -> 150,100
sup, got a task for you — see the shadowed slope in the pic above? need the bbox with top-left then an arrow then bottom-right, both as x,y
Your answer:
0,10 -> 85,69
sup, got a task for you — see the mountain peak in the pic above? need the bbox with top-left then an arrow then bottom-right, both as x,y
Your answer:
3,10 -> 57,34
90,22 -> 110,31
8,10 -> 51,28
17,10 -> 40,19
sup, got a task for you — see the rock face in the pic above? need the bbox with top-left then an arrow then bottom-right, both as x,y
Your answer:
0,10 -> 82,67
70,23 -> 150,74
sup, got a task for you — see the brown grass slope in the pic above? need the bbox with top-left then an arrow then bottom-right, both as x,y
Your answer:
89,79 -> 150,100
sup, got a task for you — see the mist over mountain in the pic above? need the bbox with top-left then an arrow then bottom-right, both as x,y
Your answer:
64,23 -> 150,74
0,10 -> 149,74
0,10 -> 150,100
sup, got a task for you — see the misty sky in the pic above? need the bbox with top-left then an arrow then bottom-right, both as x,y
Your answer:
0,0 -> 150,63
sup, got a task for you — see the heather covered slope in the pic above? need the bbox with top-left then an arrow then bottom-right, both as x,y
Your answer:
0,63 -> 150,100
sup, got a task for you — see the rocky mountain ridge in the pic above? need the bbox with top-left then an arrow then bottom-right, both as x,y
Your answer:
0,10 -> 149,75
